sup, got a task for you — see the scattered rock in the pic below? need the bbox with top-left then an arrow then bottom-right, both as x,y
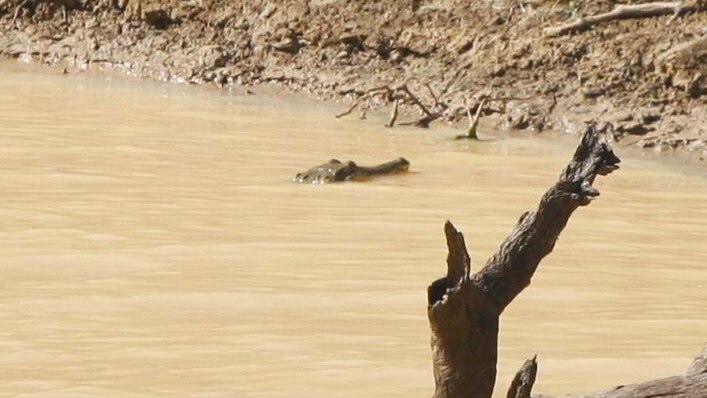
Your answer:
142,9 -> 172,30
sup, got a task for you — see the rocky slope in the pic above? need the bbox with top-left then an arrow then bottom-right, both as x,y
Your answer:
1,0 -> 705,161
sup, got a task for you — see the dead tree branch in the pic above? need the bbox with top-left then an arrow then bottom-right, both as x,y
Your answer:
463,97 -> 487,140
687,346 -> 707,377
544,1 -> 705,37
425,83 -> 442,108
336,83 -> 547,131
564,349 -> 707,398
336,82 -> 445,127
398,84 -> 434,118
506,356 -> 538,398
11,0 -> 29,27
335,86 -> 392,119
427,124 -> 621,398
386,98 -> 400,127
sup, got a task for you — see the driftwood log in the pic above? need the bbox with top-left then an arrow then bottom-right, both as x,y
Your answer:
543,346 -> 707,398
544,1 -> 706,37
426,124 -> 706,398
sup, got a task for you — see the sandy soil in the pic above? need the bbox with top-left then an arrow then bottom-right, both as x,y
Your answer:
1,0 -> 705,162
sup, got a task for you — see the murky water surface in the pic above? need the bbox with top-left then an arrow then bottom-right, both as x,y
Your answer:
0,64 -> 705,398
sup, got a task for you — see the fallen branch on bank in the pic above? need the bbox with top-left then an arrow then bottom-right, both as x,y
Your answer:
335,85 -> 393,119
10,0 -> 28,27
555,350 -> 707,398
336,82 -> 551,133
335,82 -> 443,127
544,0 -> 706,37
527,347 -> 707,398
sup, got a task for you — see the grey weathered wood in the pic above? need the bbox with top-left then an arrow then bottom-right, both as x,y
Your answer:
687,346 -> 707,377
536,348 -> 707,398
543,1 -> 705,37
427,123 -> 620,398
557,349 -> 707,398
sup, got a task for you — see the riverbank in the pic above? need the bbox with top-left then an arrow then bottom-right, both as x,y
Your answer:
1,62 -> 706,398
1,1 -> 705,163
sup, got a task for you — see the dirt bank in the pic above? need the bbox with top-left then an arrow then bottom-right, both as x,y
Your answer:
1,0 -> 705,162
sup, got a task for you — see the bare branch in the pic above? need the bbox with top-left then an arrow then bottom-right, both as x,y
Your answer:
544,1 -> 705,37
399,84 -> 434,117
506,356 -> 538,398
467,98 -> 487,139
335,86 -> 391,118
444,221 -> 471,286
11,0 -> 29,27
428,124 -> 621,398
425,83 -> 441,107
386,98 -> 400,127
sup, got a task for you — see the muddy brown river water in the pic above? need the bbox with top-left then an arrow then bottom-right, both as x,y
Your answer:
0,64 -> 705,398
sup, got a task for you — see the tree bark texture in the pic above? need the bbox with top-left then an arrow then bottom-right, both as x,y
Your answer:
427,124 -> 620,398
506,356 -> 538,398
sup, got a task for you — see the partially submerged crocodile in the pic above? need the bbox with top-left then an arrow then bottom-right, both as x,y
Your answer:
294,157 -> 410,184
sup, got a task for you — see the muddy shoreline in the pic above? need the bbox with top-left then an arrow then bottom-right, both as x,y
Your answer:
1,1 -> 705,163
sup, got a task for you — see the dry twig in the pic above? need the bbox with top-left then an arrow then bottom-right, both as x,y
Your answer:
336,82 -> 443,127
11,0 -> 29,28
336,83 -> 548,132
456,97 -> 487,140
386,98 -> 400,127
334,86 -> 393,119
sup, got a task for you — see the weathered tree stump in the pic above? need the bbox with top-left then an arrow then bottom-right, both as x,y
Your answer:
426,122 -> 706,398
428,123 -> 620,398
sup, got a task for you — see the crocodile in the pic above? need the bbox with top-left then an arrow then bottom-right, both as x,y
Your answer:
293,157 -> 410,184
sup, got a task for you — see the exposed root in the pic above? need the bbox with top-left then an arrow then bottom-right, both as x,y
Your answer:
337,83 -> 549,132
336,82 -> 446,128
335,86 -> 393,119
